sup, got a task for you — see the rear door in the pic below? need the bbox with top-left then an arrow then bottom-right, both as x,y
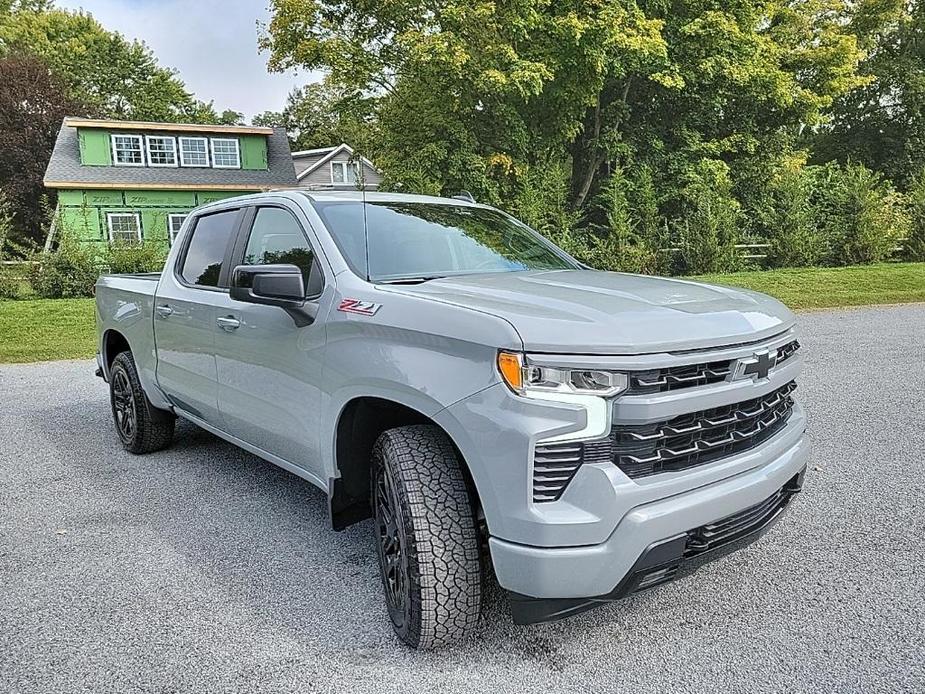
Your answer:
154,207 -> 242,426
212,203 -> 330,479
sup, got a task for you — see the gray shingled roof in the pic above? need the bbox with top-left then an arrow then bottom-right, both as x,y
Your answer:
44,122 -> 297,188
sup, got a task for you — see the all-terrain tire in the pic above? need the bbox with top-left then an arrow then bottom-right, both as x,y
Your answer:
109,351 -> 175,454
371,425 -> 482,649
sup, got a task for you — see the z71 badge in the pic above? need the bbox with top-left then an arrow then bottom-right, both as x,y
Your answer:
337,298 -> 382,316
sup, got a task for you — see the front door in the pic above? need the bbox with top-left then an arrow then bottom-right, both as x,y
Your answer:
213,204 -> 329,479
154,208 -> 241,426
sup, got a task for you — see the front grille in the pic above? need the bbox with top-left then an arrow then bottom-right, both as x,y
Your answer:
532,381 -> 798,501
627,339 -> 800,395
612,381 -> 797,478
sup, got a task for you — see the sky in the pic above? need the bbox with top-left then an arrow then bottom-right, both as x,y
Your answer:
55,0 -> 319,119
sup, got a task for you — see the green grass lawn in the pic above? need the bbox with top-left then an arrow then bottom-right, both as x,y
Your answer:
692,262 -> 925,310
0,298 -> 96,363
0,263 -> 922,364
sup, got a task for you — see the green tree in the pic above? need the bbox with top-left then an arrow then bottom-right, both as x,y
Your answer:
254,80 -> 372,150
263,0 -> 873,209
759,159 -> 828,267
674,159 -> 741,275
0,4 -> 240,122
811,0 -> 924,186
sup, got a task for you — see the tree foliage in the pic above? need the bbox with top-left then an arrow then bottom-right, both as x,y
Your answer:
252,80 -> 372,149
260,0 -> 919,274
812,0 -> 924,186
0,3 -> 241,123
0,53 -> 83,243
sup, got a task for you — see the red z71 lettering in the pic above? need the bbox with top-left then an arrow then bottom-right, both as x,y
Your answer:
337,298 -> 381,316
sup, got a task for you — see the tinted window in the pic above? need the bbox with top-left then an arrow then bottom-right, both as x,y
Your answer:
180,210 -> 238,287
243,207 -> 316,289
312,201 -> 576,282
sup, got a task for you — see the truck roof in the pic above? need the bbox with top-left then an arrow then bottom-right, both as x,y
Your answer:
295,190 -> 483,207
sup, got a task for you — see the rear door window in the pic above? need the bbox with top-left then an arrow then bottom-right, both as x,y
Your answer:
180,209 -> 239,287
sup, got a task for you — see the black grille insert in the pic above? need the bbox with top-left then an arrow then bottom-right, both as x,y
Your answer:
612,381 -> 797,478
627,339 -> 800,395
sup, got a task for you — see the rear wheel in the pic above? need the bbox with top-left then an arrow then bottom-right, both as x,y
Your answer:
109,351 -> 175,454
371,425 -> 482,649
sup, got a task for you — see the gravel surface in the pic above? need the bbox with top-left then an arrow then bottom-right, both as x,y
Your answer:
1,304 -> 923,693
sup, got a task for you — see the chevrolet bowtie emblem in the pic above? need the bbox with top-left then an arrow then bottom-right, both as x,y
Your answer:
733,349 -> 776,381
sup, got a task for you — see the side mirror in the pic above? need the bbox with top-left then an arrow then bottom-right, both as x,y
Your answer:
230,264 -> 320,327
231,264 -> 305,307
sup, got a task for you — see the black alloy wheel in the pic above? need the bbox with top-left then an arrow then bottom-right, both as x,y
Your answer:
374,459 -> 410,629
111,367 -> 137,443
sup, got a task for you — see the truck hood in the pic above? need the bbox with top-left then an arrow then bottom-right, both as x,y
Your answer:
389,270 -> 795,354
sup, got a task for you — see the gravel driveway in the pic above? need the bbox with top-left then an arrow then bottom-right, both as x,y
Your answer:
1,304 -> 923,693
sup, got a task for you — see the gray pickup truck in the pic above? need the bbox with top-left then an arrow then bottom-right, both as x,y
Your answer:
95,190 -> 808,649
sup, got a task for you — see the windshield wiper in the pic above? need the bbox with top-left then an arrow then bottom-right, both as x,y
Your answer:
377,275 -> 447,285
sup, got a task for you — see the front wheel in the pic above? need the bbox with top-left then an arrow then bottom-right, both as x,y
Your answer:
109,351 -> 175,454
371,425 -> 482,649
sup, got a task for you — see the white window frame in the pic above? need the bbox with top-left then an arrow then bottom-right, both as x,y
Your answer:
145,135 -> 178,168
167,214 -> 188,244
330,160 -> 360,184
178,136 -> 209,167
110,134 -> 145,167
106,212 -> 143,244
210,137 -> 241,169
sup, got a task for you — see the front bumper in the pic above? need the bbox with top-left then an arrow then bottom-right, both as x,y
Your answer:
488,430 -> 809,609
507,467 -> 805,624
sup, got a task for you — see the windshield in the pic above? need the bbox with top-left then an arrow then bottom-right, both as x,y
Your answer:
312,201 -> 577,282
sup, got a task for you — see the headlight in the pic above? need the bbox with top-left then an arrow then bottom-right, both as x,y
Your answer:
497,351 -> 628,397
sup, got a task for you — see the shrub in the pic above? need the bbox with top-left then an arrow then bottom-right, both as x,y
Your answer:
106,241 -> 167,274
816,163 -> 909,265
674,160 -> 741,275
30,233 -> 100,298
585,168 -> 661,274
0,189 -> 35,299
905,170 -> 925,261
761,163 -> 827,267
508,158 -> 584,257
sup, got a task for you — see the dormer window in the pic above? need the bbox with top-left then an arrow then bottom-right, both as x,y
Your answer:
210,138 -> 241,168
145,135 -> 178,167
111,134 -> 144,166
179,136 -> 209,167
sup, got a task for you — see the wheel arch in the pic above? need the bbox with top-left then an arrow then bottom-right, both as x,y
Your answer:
329,395 -> 480,530
101,328 -> 131,377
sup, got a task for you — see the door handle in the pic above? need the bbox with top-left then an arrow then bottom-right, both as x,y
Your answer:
216,315 -> 241,331
155,305 -> 174,318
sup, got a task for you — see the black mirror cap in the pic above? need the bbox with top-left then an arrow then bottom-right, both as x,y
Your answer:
230,264 -> 306,307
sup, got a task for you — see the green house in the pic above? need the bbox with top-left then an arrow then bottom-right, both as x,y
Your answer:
43,117 -> 298,250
